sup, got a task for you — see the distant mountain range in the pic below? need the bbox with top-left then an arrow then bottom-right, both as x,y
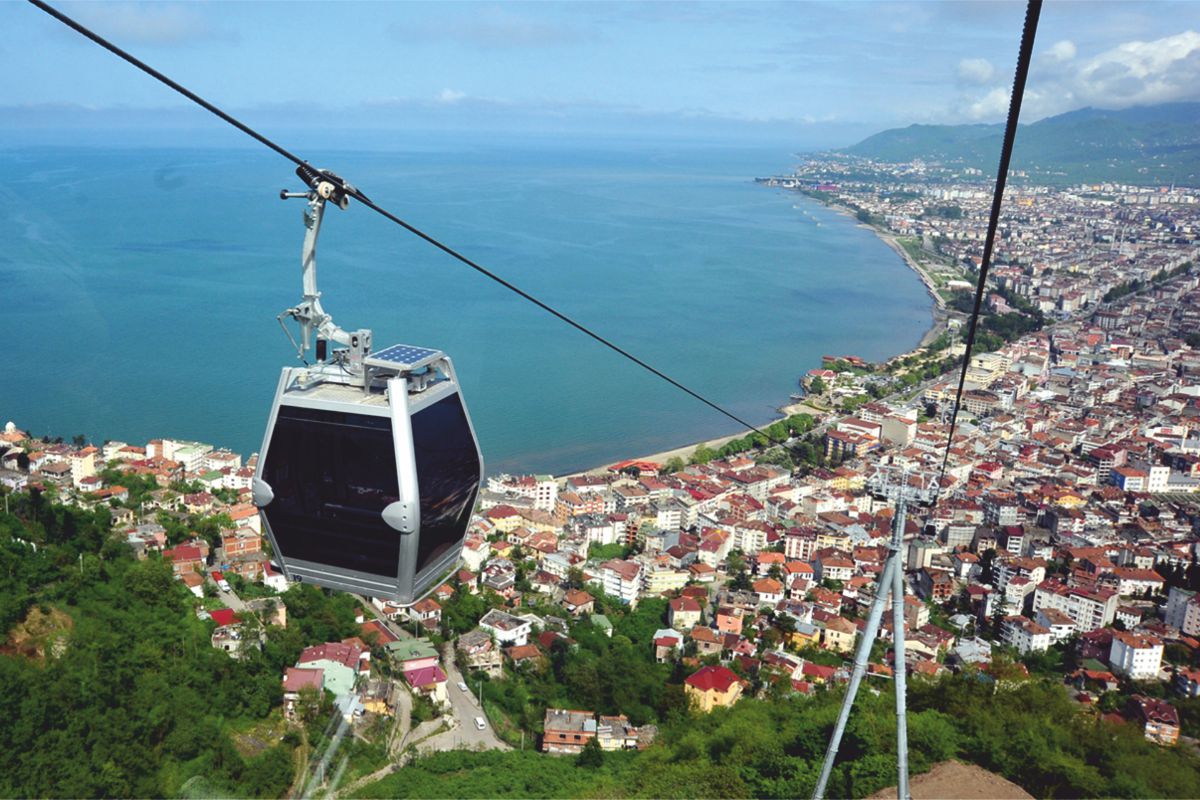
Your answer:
845,102 -> 1200,185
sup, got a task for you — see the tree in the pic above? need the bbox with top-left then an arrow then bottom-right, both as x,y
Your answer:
731,569 -> 752,592
576,737 -> 603,768
809,376 -> 827,396
566,567 -> 585,591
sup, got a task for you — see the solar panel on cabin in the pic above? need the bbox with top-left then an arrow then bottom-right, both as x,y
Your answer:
370,344 -> 439,366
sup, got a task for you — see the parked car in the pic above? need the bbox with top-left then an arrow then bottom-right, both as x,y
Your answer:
458,681 -> 469,693
474,716 -> 487,731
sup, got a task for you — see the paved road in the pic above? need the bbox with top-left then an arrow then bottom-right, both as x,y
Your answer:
433,642 -> 509,751
210,577 -> 247,612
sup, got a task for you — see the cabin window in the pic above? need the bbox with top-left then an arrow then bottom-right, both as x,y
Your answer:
263,406 -> 401,577
411,394 -> 481,577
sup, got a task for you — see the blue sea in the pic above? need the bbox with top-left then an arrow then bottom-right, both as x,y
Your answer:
1,135 -> 931,475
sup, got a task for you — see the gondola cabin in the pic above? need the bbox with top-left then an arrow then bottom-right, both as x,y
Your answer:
252,343 -> 482,604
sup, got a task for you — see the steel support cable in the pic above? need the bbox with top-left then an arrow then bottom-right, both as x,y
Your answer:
29,0 -> 793,450
932,0 -> 1042,508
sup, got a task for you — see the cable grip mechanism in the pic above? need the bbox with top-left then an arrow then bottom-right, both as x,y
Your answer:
276,166 -> 372,376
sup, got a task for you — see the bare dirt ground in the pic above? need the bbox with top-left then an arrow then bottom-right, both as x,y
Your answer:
1,605 -> 73,661
867,760 -> 1033,800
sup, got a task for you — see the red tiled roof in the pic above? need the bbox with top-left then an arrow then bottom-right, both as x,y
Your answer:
404,665 -> 447,688
164,545 -> 203,563
299,641 -> 364,670
802,662 -> 836,680
283,667 -> 323,692
506,644 -> 543,662
361,619 -> 399,644
412,597 -> 442,614
670,596 -> 701,612
210,608 -> 241,627
685,665 -> 740,693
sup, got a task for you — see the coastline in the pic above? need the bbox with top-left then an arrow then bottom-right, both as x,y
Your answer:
561,194 -> 945,481
821,200 -> 949,349
562,399 -> 828,479
873,227 -> 951,349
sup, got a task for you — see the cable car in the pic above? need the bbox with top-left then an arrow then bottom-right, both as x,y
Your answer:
252,168 -> 483,604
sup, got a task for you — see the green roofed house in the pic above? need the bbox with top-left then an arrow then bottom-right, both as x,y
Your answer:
590,614 -> 613,637
386,638 -> 440,671
198,470 -> 225,491
386,638 -> 438,660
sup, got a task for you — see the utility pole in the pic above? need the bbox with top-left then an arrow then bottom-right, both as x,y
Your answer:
813,465 -> 935,800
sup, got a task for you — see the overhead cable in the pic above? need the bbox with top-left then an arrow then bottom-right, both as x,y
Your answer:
933,0 -> 1042,505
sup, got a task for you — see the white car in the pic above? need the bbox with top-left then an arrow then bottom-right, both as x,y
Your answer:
457,681 -> 469,693
474,716 -> 487,731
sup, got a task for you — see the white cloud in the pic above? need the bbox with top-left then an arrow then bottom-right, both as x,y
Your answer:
958,30 -> 1200,122
1072,30 -> 1200,105
966,87 -> 1010,120
63,1 -> 233,46
1046,40 -> 1077,63
436,89 -> 467,105
956,58 -> 995,85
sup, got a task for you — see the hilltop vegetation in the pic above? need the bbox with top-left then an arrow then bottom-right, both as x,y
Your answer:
846,102 -> 1200,185
362,671 -> 1200,799
0,491 -> 361,798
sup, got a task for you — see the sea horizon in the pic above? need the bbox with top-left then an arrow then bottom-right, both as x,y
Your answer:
2,135 -> 933,475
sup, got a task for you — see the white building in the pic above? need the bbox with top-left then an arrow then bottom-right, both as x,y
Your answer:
732,523 -> 769,555
643,566 -> 688,596
599,559 -> 643,606
486,474 -> 559,512
1035,607 -> 1077,644
1000,616 -> 1052,655
479,609 -> 533,647
1032,581 -> 1117,632
1165,587 -> 1200,635
1109,631 -> 1163,681
162,440 -> 214,475
654,502 -> 683,532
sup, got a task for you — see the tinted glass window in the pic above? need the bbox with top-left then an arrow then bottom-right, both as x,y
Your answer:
412,393 -> 481,576
262,405 -> 401,578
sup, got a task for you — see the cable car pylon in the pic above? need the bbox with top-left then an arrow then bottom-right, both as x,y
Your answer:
812,465 -> 936,800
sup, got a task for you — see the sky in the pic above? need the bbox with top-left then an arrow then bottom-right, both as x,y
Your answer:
3,0 -> 1200,147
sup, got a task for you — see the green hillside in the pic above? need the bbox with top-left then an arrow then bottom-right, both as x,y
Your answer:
846,103 -> 1200,185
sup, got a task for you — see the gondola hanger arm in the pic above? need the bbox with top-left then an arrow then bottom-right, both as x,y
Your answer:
277,168 -> 373,373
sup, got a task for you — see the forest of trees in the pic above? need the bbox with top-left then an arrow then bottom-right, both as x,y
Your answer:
0,490 -> 362,797
679,414 -> 817,472
473,597 -> 688,744
362,671 -> 1200,799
